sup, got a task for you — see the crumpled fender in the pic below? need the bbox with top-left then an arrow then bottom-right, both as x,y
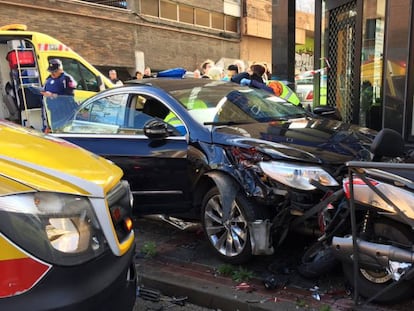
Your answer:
205,171 -> 238,221
198,142 -> 270,200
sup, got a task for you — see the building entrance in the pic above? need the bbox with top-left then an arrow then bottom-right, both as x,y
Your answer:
326,0 -> 358,124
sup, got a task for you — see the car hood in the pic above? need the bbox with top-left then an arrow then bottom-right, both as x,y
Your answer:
0,121 -> 122,195
211,117 -> 376,164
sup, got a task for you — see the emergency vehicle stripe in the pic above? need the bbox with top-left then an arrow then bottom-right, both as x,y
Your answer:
0,257 -> 50,298
37,43 -> 69,51
0,235 -> 26,260
38,43 -> 47,51
0,234 -> 51,298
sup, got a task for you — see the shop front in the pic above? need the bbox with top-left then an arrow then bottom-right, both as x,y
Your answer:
316,0 -> 413,140
285,0 -> 413,140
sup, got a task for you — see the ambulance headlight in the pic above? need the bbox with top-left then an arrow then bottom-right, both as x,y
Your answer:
0,192 -> 107,266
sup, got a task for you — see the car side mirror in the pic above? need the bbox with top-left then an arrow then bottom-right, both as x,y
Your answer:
313,105 -> 341,120
143,119 -> 169,140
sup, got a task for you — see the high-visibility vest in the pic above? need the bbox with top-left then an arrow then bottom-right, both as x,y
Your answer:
319,86 -> 327,105
267,80 -> 301,106
181,98 -> 207,110
164,111 -> 181,125
164,112 -> 187,135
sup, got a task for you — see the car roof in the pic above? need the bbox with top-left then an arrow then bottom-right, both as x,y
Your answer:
124,78 -> 230,92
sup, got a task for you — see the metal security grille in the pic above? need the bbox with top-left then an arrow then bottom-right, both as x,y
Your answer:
327,1 -> 356,123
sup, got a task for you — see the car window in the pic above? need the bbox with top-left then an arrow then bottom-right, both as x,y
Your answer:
139,95 -> 187,136
61,93 -> 186,136
61,94 -> 127,133
84,94 -> 126,125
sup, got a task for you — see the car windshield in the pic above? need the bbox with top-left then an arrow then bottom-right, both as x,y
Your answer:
46,80 -> 308,133
169,81 -> 307,125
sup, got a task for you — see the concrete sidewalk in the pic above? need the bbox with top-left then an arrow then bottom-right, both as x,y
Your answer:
133,216 -> 413,311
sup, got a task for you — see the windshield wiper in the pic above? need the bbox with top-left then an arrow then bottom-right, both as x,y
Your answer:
286,113 -> 306,119
204,120 -> 257,126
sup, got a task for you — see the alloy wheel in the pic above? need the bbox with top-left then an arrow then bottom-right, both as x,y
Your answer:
203,194 -> 248,258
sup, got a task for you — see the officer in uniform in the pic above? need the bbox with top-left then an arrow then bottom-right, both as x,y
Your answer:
42,59 -> 77,97
41,59 -> 78,131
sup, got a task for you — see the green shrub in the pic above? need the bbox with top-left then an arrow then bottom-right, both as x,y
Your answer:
141,241 -> 157,258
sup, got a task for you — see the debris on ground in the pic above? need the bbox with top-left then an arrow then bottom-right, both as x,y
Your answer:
136,286 -> 161,302
235,282 -> 256,292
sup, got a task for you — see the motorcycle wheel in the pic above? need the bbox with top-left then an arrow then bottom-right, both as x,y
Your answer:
298,241 -> 338,279
201,187 -> 265,264
342,218 -> 414,303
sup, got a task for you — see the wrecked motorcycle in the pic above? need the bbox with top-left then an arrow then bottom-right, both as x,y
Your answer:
331,161 -> 414,304
326,162 -> 414,302
297,129 -> 414,303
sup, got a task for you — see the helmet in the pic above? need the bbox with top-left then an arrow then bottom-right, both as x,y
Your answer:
47,59 -> 63,72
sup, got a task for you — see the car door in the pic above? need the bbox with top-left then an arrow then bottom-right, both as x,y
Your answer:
53,90 -> 192,215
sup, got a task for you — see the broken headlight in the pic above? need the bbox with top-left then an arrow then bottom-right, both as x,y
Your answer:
259,161 -> 339,190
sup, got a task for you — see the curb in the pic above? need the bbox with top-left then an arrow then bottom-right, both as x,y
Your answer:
135,259 -> 326,311
137,264 -> 299,311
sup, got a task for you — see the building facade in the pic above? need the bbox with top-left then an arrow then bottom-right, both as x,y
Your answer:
0,0 -> 279,78
2,0 -> 411,140
0,0 -> 244,78
310,0 -> 414,141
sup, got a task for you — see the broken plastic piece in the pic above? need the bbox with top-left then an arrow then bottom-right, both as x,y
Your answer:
136,286 -> 161,302
310,286 -> 321,301
236,282 -> 256,292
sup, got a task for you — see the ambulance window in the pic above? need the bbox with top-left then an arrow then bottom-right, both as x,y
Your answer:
57,58 -> 100,92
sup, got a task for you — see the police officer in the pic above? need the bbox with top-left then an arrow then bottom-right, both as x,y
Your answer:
42,59 -> 77,97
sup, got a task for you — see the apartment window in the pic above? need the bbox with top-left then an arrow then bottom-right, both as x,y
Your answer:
161,1 -> 177,20
196,9 -> 210,27
138,1 -> 239,34
141,0 -> 159,16
179,4 -> 194,24
81,1 -> 127,9
212,12 -> 224,30
225,15 -> 238,32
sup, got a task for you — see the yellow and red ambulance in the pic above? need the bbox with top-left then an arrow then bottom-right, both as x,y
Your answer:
0,120 -> 136,310
0,24 -> 114,130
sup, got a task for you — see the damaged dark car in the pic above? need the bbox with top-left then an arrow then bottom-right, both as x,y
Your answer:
51,78 -> 377,263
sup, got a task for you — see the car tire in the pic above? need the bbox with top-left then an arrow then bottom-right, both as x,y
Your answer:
201,186 -> 264,264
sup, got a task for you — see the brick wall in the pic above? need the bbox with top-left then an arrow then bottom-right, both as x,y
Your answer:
0,0 -> 240,73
